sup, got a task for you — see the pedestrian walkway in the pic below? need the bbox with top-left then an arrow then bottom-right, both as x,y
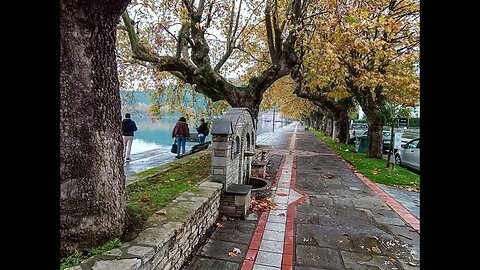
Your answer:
183,123 -> 420,269
378,184 -> 420,219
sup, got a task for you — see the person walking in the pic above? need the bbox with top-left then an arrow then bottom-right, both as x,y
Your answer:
196,118 -> 209,143
172,116 -> 190,158
121,113 -> 137,162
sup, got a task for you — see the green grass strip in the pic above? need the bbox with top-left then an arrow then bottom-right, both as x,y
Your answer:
126,152 -> 212,220
60,238 -> 122,270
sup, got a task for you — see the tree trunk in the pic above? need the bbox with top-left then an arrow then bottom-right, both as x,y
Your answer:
60,0 -> 130,257
321,116 -> 327,134
349,84 -> 385,158
386,125 -> 395,168
328,117 -> 334,137
366,114 -> 384,158
332,120 -> 337,140
333,110 -> 349,144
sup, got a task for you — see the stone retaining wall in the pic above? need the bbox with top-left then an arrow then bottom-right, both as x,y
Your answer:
67,181 -> 223,270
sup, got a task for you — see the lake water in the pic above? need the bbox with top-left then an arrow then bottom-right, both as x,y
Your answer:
124,114 -> 293,176
128,115 -> 289,155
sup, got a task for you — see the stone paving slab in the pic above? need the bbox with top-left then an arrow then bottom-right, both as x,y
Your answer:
91,258 -> 142,270
340,250 -> 401,270
270,209 -> 287,216
252,265 -> 280,270
262,230 -> 285,241
265,222 -> 285,232
184,256 -> 240,270
255,251 -> 283,268
384,224 -> 420,247
296,220 -> 396,252
274,188 -> 290,194
351,197 -> 392,211
294,267 -> 329,270
210,221 -> 256,244
272,196 -> 289,205
267,214 -> 286,224
296,245 -> 345,269
377,184 -> 420,219
259,239 -> 284,253
196,239 -> 248,263
296,200 -> 351,213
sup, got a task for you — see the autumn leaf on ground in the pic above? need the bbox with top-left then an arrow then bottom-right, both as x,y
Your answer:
371,168 -> 380,175
323,173 -> 334,179
155,209 -> 167,215
139,194 -> 150,202
228,247 -> 241,256
216,222 -> 224,228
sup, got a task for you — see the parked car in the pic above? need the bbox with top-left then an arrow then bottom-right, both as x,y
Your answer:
394,138 -> 420,171
362,130 -> 392,153
348,123 -> 368,144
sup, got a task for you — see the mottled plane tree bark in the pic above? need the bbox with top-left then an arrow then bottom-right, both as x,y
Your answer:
60,0 -> 131,257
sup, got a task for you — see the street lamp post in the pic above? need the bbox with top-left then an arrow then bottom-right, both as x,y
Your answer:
273,108 -> 276,132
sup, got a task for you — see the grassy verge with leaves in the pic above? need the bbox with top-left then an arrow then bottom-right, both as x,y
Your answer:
60,238 -> 122,270
126,152 -> 212,220
308,128 -> 419,190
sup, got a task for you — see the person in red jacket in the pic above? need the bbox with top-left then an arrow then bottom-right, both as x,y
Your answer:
172,116 -> 190,158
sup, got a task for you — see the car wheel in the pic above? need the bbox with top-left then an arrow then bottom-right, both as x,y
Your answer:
394,154 -> 402,165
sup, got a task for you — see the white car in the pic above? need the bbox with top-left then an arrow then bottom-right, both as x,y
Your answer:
395,138 -> 420,171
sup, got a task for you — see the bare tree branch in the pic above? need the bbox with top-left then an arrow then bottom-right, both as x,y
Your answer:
204,1 -> 214,29
122,12 -> 158,63
176,24 -> 187,58
234,46 -> 271,64
234,0 -> 263,44
273,0 -> 283,61
265,0 -> 277,63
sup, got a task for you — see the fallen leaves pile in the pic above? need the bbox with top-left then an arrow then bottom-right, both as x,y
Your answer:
228,247 -> 241,257
249,197 -> 277,212
139,194 -> 150,202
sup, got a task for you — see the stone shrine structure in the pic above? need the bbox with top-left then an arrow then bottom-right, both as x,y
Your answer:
210,108 -> 256,217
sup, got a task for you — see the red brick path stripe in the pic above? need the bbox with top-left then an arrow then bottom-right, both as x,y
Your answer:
241,155 -> 286,270
283,156 -> 309,269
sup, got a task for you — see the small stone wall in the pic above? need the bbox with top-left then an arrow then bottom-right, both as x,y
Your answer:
66,181 -> 223,270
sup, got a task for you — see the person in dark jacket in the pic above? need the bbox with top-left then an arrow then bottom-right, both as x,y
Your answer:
122,113 -> 137,162
172,116 -> 190,158
196,118 -> 209,143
